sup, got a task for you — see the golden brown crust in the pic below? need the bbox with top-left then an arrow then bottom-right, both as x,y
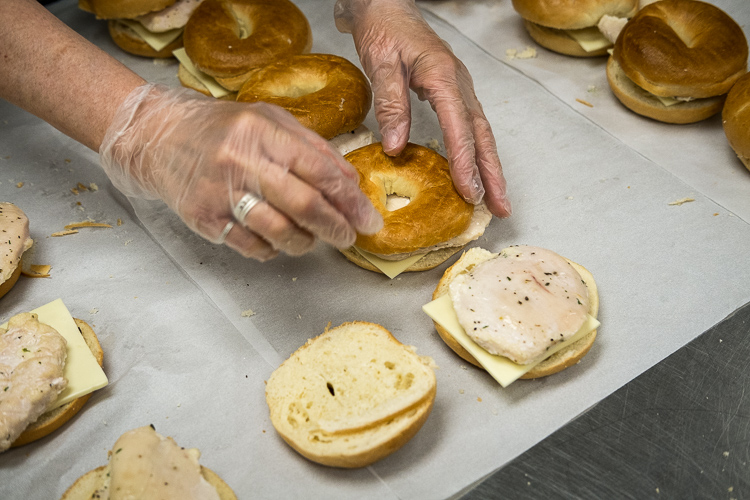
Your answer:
108,20 -> 183,58
432,249 -> 599,379
11,319 -> 103,448
183,0 -> 312,83
61,465 -> 237,500
614,0 -> 748,99
0,264 -> 22,300
82,0 -> 176,19
237,54 -> 372,140
523,20 -> 609,57
346,143 -> 474,255
339,245 -> 464,275
722,71 -> 750,171
512,0 -> 637,30
607,56 -> 726,124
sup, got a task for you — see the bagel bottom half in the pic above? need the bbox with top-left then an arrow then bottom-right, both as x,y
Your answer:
0,264 -> 22,300
61,464 -> 237,500
523,20 -> 610,57
11,318 -> 103,447
607,57 -> 726,124
432,248 -> 599,379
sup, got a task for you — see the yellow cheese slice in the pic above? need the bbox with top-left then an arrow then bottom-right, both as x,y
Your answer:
564,26 -> 612,52
422,294 -> 599,387
119,19 -> 182,52
353,247 -> 426,279
654,95 -> 682,107
172,48 -> 231,99
1,299 -> 108,410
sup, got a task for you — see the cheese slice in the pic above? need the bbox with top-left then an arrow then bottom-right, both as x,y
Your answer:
1,299 -> 108,409
173,48 -> 231,99
353,247 -> 426,279
119,19 -> 182,51
422,294 -> 599,387
564,26 -> 612,52
654,95 -> 683,107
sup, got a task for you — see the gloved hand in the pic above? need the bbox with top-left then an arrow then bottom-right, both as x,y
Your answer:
334,0 -> 511,218
99,83 -> 383,261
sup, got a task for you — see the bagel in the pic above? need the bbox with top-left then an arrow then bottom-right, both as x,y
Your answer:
61,426 -> 237,500
0,202 -> 33,300
607,0 -> 748,123
265,321 -> 436,468
340,143 -> 491,275
430,247 -> 599,381
183,0 -> 313,92
236,54 -> 372,140
511,0 -> 637,57
723,72 -> 750,171
80,0 -> 204,58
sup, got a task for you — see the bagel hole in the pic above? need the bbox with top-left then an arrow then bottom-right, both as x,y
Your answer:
380,177 -> 415,211
227,6 -> 254,40
386,194 -> 411,211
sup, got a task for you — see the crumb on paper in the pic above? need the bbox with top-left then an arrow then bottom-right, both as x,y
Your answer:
51,229 -> 78,237
117,218 -> 123,226
71,187 -> 79,195
426,138 -> 442,152
566,196 -> 574,200
21,264 -> 51,278
576,98 -> 594,108
77,182 -> 88,192
724,451 -> 730,457
714,213 -> 719,216
124,239 -> 133,246
459,389 -> 465,394
241,309 -> 256,318
506,47 -> 537,60
64,221 -> 113,230
292,277 -> 297,282
16,182 -> 23,188
587,85 -> 598,93
297,314 -> 302,319
656,488 -> 659,494
668,197 -> 695,206
477,397 -> 482,402
89,182 -> 99,191
89,308 -> 99,315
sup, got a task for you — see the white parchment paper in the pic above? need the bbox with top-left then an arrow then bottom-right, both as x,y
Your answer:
1,1 -> 749,499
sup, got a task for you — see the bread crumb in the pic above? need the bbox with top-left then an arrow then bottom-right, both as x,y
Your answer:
16,182 -> 23,188
459,389 -> 464,394
89,182 -> 98,191
426,138 -> 442,152
477,397 -> 482,402
656,488 -> 660,493
297,314 -> 302,319
77,182 -> 88,192
292,277 -> 297,282
89,308 -> 99,315
576,98 -> 594,108
729,487 -> 734,492
64,221 -> 112,230
117,218 -> 123,226
241,309 -> 256,317
506,47 -> 537,60
724,451 -> 730,457
51,229 -> 78,237
71,187 -> 79,195
668,197 -> 694,206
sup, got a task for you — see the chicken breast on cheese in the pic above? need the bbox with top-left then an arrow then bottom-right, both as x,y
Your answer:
448,246 -> 589,365
0,313 -> 67,452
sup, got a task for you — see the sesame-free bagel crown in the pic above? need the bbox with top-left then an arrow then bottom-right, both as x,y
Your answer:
79,0 -> 176,19
183,0 -> 312,86
511,0 -> 637,30
345,143 -> 474,255
614,0 -> 748,99
237,54 -> 372,140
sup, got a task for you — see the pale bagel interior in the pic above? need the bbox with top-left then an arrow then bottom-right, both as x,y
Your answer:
265,321 -> 436,468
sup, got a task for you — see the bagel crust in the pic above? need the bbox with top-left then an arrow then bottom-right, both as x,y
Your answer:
345,143 -> 474,255
722,71 -> 750,171
183,0 -> 312,85
512,0 -> 637,30
80,0 -> 176,19
614,0 -> 748,99
237,54 -> 372,140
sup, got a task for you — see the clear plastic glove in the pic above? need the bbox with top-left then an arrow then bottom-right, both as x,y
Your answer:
99,83 -> 383,261
335,0 -> 511,217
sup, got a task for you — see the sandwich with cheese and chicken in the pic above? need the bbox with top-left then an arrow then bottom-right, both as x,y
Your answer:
78,0 -> 204,58
1,308 -> 107,451
424,246 -> 600,387
511,0 -> 638,57
61,425 -> 237,500
0,203 -> 33,300
606,0 -> 748,124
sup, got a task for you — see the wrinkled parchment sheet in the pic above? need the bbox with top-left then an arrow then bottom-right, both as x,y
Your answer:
1,1 -> 749,499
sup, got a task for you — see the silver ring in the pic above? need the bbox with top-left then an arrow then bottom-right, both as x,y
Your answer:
217,221 -> 234,244
233,192 -> 262,224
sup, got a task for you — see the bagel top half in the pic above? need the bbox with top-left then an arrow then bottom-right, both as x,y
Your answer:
183,0 -> 312,86
723,71 -> 750,171
78,0 -> 176,19
512,0 -> 637,30
613,0 -> 748,99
